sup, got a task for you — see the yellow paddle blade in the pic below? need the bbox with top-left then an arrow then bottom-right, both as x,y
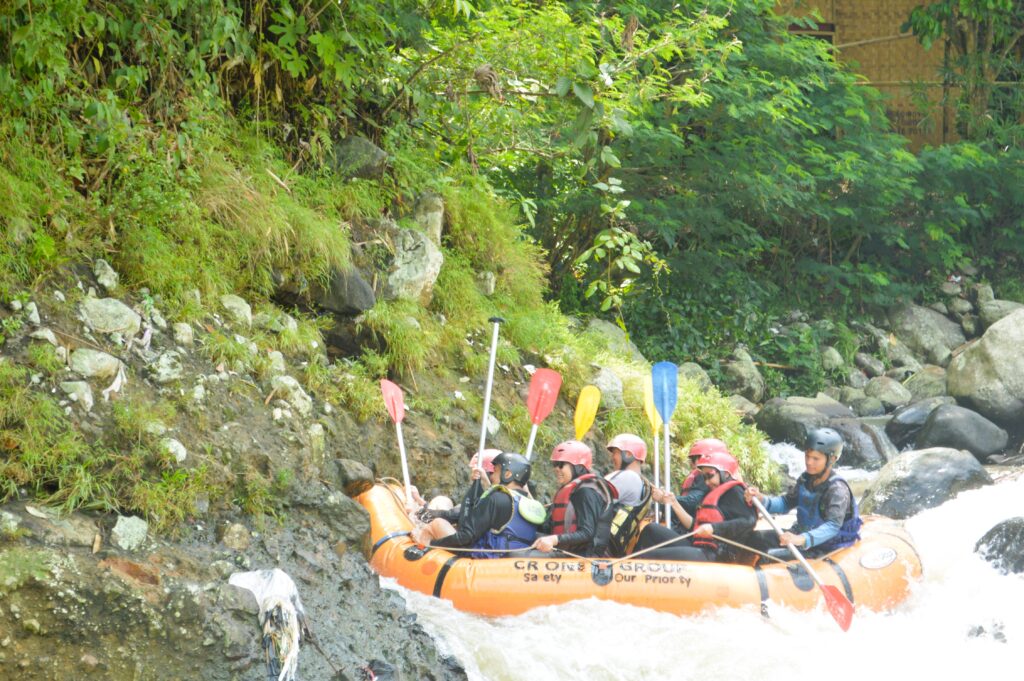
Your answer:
574,385 -> 601,440
642,374 -> 661,436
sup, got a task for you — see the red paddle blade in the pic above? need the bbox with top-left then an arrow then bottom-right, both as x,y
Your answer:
821,585 -> 854,631
526,368 -> 562,425
381,379 -> 405,423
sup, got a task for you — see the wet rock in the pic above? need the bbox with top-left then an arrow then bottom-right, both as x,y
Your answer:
60,381 -> 94,412
329,459 -> 375,497
904,365 -> 947,402
271,375 -> 313,417
93,259 -> 119,292
220,294 -> 252,328
722,348 -> 765,403
150,351 -> 185,384
915,404 -> 1008,461
947,308 -> 1024,425
111,515 -> 149,552
887,303 -> 966,367
975,517 -> 1024,575
864,376 -> 912,411
81,297 -> 141,337
855,352 -> 885,378
319,491 -> 370,546
828,418 -> 897,469
860,447 -> 993,519
172,322 -> 194,347
756,394 -> 854,445
885,396 -> 956,448
69,349 -> 121,379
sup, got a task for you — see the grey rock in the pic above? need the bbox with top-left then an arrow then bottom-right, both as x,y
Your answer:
69,349 -> 121,379
299,266 -> 377,316
93,259 -> 120,292
81,297 -> 140,337
820,346 -> 844,371
915,404 -> 1009,461
828,418 -> 897,469
219,294 -> 252,328
949,297 -> 974,316
218,523 -> 250,551
975,518 -> 1024,575
160,438 -> 188,464
728,394 -> 759,422
885,396 -> 956,448
888,303 -> 966,367
864,376 -> 913,410
860,447 -> 992,519
755,394 -> 855,445
928,301 -> 949,315
586,319 -> 646,363
271,375 -> 313,417
330,459 -> 375,497
413,191 -> 444,246
851,396 -> 886,417
904,365 -> 947,402
332,136 -> 387,180
320,491 -> 371,546
679,362 -> 713,392
940,280 -> 962,297
476,271 -> 497,296
308,423 -> 326,460
859,321 -> 921,370
150,351 -> 184,384
722,348 -> 765,403
1,510 -> 20,536
172,322 -> 194,347
846,368 -> 869,389
591,365 -> 624,409
855,352 -> 885,378
25,301 -> 40,325
947,308 -> 1024,424
111,515 -> 149,552
267,350 -> 287,377
60,381 -> 94,412
384,228 -> 444,305
979,299 -> 1024,329
972,283 -> 995,304
961,314 -> 979,337
29,328 -> 59,346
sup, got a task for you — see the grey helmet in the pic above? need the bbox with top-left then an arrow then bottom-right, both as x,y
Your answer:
492,452 -> 532,486
805,427 -> 844,463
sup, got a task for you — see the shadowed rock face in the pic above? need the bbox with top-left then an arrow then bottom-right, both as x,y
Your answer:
860,447 -> 993,519
975,517 -> 1024,575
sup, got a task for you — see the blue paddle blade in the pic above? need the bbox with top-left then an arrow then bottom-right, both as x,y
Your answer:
651,361 -> 678,423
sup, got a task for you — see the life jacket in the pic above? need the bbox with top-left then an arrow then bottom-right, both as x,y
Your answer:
692,479 -> 746,553
681,469 -> 701,492
594,473 -> 652,558
794,475 -> 862,552
550,473 -> 616,535
470,485 -> 546,559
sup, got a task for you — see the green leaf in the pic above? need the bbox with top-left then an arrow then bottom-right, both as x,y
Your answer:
555,76 -> 572,97
572,82 -> 594,108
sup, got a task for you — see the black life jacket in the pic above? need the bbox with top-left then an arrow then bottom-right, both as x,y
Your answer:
594,477 -> 652,558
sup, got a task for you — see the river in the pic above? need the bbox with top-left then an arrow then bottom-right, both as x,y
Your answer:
384,463 -> 1024,680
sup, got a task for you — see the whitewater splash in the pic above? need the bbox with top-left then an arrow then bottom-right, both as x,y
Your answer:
385,474 -> 1024,681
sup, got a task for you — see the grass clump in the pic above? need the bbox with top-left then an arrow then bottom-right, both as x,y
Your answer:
359,299 -> 441,376
26,343 -> 64,377
304,354 -> 386,423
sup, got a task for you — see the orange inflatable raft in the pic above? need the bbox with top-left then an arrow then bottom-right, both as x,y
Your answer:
357,483 -> 923,618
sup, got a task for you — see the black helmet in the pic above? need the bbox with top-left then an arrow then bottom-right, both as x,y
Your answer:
492,452 -> 531,486
805,427 -> 844,463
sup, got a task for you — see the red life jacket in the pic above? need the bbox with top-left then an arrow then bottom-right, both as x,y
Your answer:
681,469 -> 701,492
550,473 -> 616,535
692,479 -> 745,551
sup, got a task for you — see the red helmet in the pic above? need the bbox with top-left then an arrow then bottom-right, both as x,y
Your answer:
688,438 -> 728,460
695,450 -> 739,478
470,448 -> 501,473
551,440 -> 592,470
607,433 -> 647,463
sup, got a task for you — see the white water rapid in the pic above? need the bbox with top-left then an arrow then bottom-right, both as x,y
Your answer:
384,467 -> 1024,681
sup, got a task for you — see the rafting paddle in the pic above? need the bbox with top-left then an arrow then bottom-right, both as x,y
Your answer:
381,379 -> 414,505
573,385 -> 601,441
651,362 -> 678,527
524,368 -> 562,461
643,375 -> 663,522
751,497 -> 855,631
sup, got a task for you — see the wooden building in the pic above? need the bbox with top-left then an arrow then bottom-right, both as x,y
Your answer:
780,0 -> 955,148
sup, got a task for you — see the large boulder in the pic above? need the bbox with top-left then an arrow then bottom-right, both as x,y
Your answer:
827,418 -> 897,470
947,308 -> 1024,425
331,136 -> 387,179
586,318 -> 646,363
383,227 -> 444,305
314,267 -> 376,316
721,348 -> 765,403
885,396 -> 956,449
755,394 -> 855,445
887,303 -> 966,367
903,365 -> 947,402
975,517 -> 1024,575
915,404 -> 1009,461
80,297 -> 141,337
979,299 -> 1024,329
591,365 -> 624,409
864,376 -> 912,411
860,447 -> 993,519
858,321 -> 922,370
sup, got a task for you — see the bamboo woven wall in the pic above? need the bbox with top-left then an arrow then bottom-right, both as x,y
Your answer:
779,0 -> 955,148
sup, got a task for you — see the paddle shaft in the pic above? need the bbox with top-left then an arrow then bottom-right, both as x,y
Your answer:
394,420 -> 413,504
751,497 -> 828,589
652,428 -> 660,523
524,424 -> 539,461
662,425 -> 671,527
476,318 -> 503,472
